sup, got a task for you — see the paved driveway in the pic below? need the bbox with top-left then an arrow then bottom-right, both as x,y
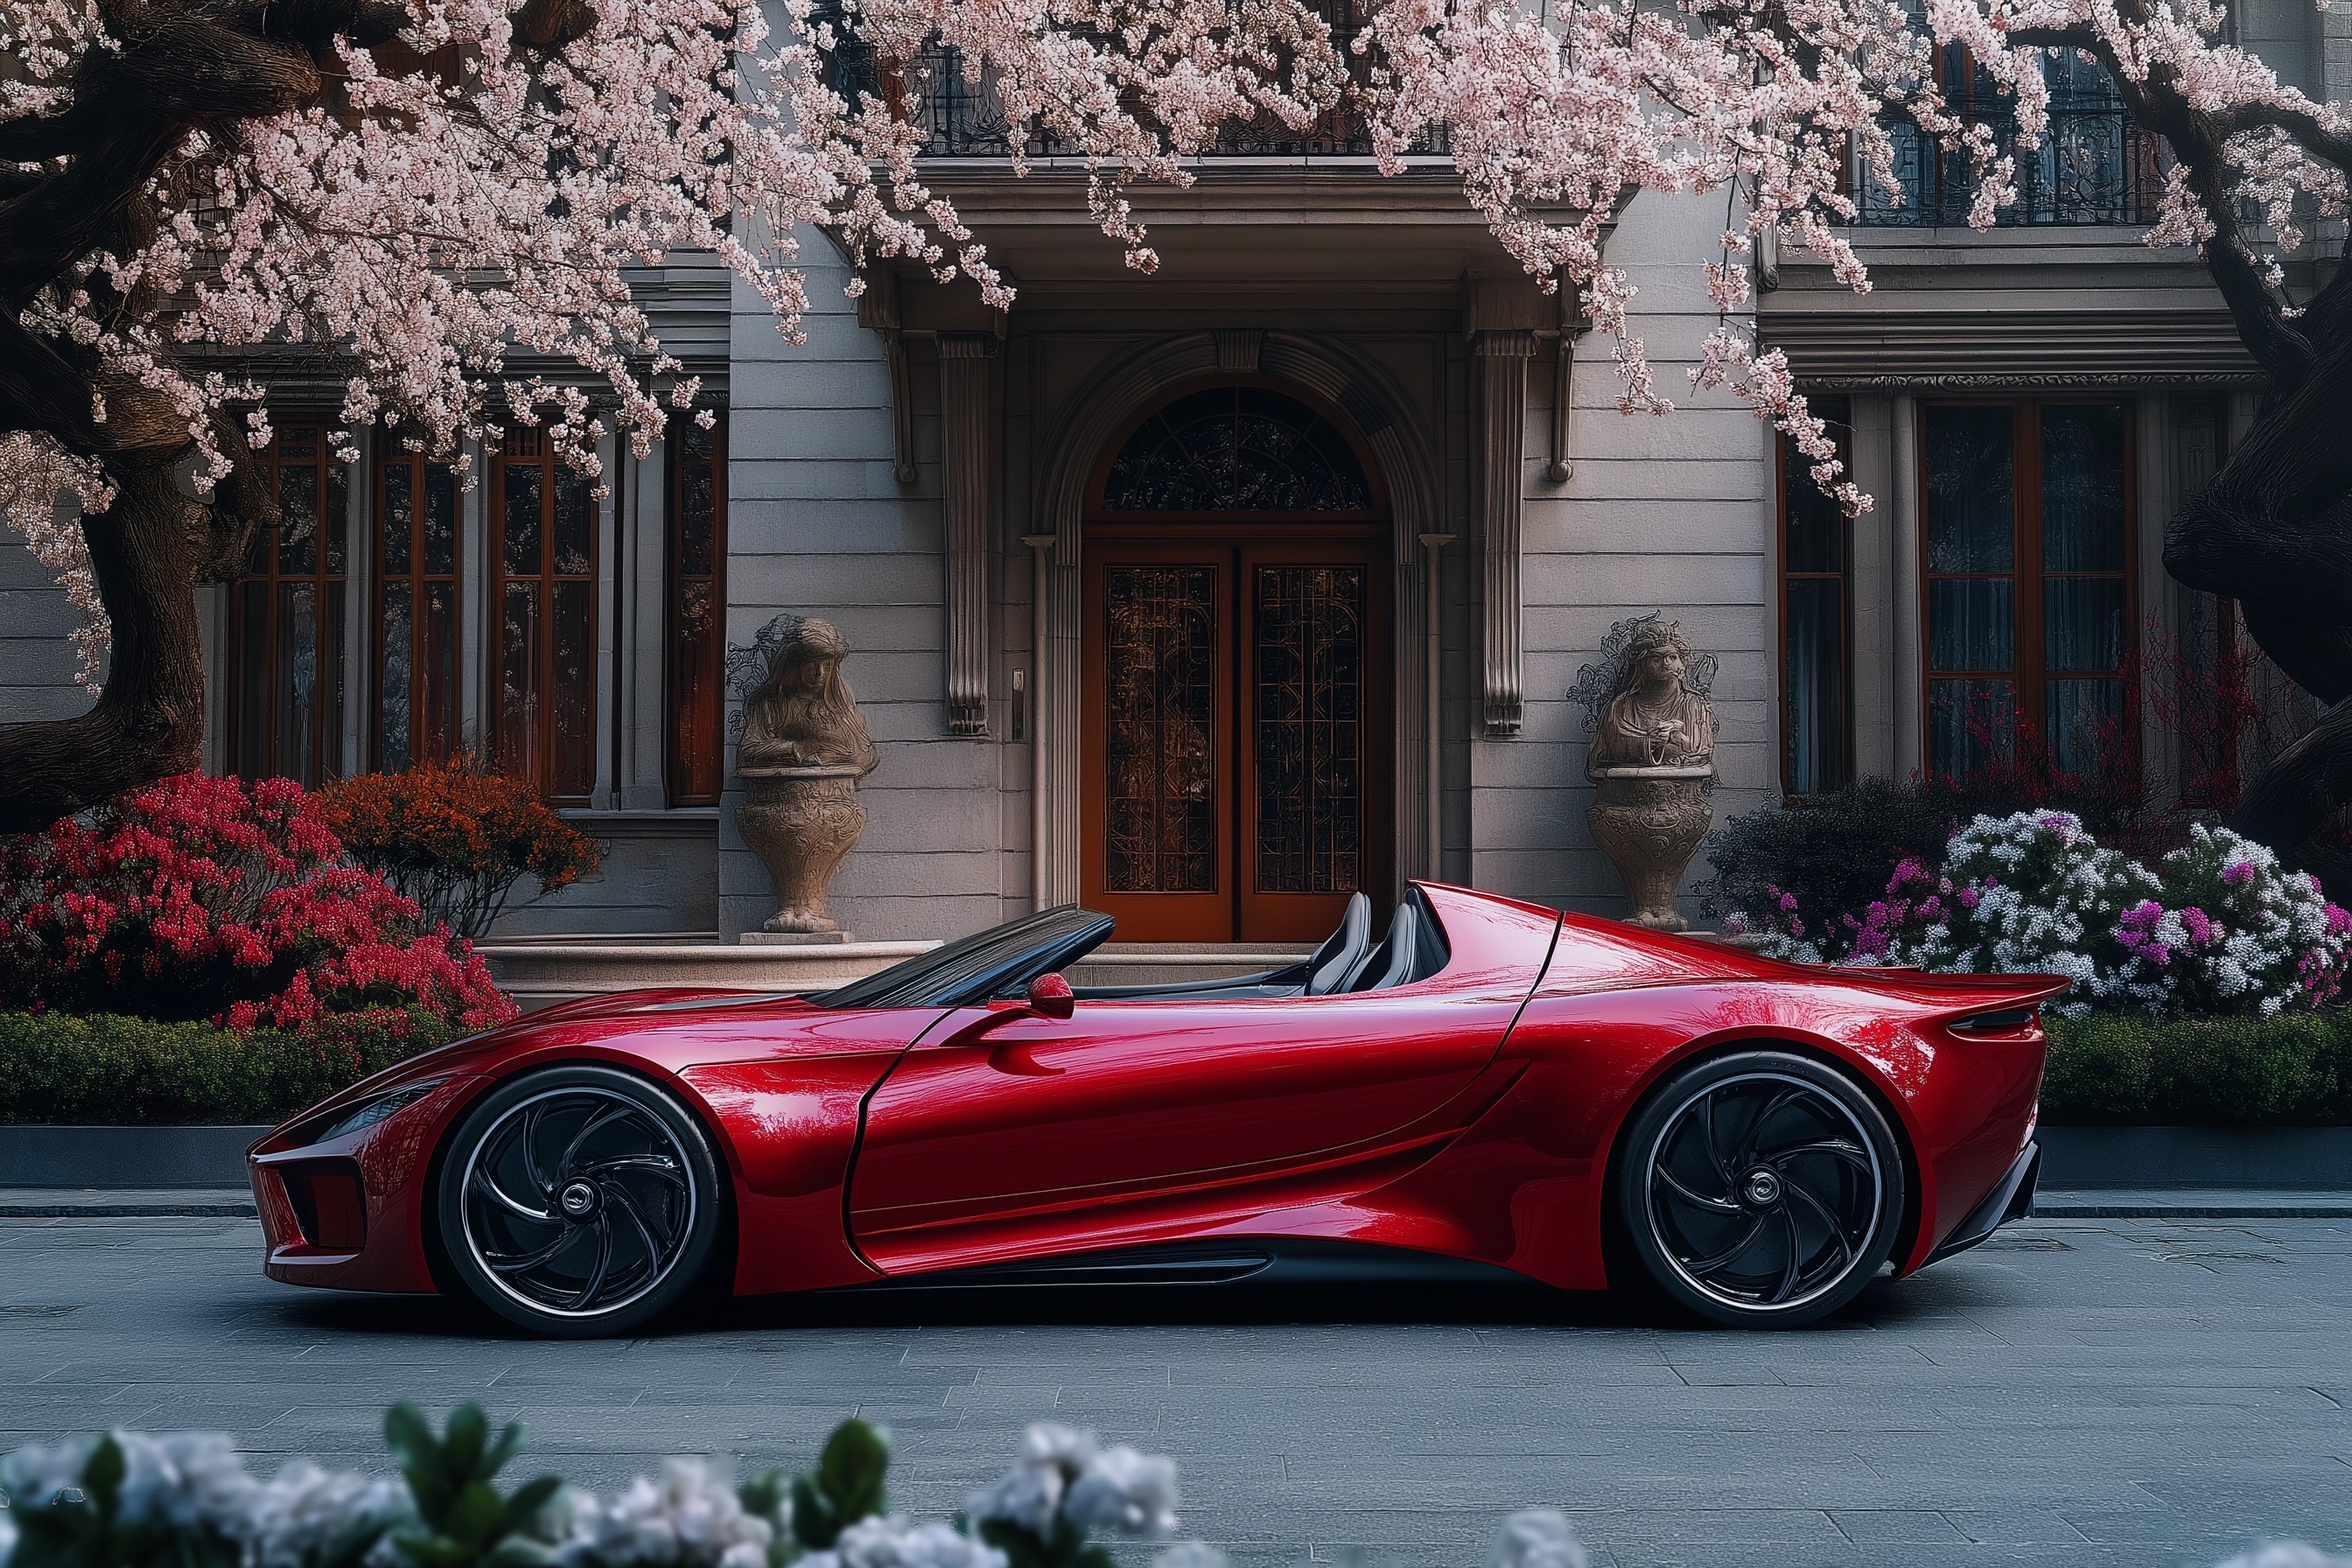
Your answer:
3,1214 -> 2349,1568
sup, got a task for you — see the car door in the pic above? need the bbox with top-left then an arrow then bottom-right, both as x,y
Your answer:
846,984 -> 1530,1274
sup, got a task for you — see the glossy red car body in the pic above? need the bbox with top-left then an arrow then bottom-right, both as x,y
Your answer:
248,882 -> 2063,1304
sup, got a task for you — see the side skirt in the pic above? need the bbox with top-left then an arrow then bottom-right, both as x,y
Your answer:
816,1237 -> 1550,1293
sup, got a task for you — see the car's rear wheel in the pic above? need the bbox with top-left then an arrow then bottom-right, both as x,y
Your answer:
1616,1050 -> 1903,1328
438,1066 -> 722,1337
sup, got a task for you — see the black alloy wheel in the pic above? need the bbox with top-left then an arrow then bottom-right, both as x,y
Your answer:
438,1066 -> 723,1336
1616,1050 -> 1905,1328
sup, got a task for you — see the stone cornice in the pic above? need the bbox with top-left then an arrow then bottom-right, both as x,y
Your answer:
1796,370 -> 2265,390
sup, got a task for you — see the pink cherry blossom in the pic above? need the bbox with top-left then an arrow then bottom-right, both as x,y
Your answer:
8,0 -> 2341,662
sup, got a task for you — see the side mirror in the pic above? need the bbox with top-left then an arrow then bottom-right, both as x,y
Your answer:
1026,972 -> 1075,1020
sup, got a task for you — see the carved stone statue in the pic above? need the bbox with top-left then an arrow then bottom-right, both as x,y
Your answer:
1572,618 -> 1718,931
732,616 -> 878,938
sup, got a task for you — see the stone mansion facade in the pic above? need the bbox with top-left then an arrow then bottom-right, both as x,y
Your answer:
3,0 -> 2342,947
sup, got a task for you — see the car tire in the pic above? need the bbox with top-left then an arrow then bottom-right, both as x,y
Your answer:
1616,1049 -> 1904,1329
437,1065 -> 724,1337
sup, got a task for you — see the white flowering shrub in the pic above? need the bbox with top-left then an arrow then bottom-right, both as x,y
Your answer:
2116,826 -> 2352,1018
0,1404 -> 2330,1568
1732,811 -> 2352,1019
1926,811 -> 2164,1013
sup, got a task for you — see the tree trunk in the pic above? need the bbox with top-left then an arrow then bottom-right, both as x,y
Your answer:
2167,326 -> 2352,880
0,458 -> 208,835
2230,696 -> 2352,893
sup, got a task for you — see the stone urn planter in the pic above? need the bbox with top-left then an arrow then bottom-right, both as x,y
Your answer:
1572,615 -> 1719,932
730,615 -> 878,941
738,764 -> 867,935
1586,764 -> 1713,930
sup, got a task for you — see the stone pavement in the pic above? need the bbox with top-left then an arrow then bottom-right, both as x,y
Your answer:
3,1214 -> 2349,1568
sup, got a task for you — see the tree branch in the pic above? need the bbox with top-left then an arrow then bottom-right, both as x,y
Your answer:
2006,20 -> 2318,387
0,312 -> 103,452
2218,100 -> 2352,176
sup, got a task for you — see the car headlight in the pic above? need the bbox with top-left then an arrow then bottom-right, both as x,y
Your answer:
317,1079 -> 449,1143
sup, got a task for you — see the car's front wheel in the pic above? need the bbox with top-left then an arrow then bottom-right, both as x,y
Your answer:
1616,1050 -> 1904,1328
437,1066 -> 723,1337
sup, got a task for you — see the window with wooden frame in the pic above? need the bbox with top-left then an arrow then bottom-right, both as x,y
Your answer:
374,448 -> 462,773
2170,396 -> 2239,804
230,420 -> 349,787
1922,401 -> 2133,780
665,414 -> 727,806
1777,396 -> 1853,796
491,429 -> 598,803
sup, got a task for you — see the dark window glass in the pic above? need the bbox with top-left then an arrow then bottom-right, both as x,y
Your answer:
1922,402 -> 2132,779
230,419 -> 347,788
493,430 -> 598,803
666,414 -> 727,805
1778,397 -> 1852,795
374,450 -> 462,773
1925,406 -> 2015,572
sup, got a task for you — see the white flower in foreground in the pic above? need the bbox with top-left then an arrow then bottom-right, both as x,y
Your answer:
240,1461 -> 412,1568
0,1434 -> 99,1510
116,1433 -> 261,1531
806,1516 -> 1007,1568
2216,1547 -> 2352,1568
560,1459 -> 774,1568
1152,1541 -> 1229,1568
0,1498 -> 18,1564
1063,1446 -> 1179,1537
966,1424 -> 1100,1536
1491,1509 -> 1587,1568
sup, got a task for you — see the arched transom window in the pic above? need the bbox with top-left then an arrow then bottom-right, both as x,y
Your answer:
1101,387 -> 1374,514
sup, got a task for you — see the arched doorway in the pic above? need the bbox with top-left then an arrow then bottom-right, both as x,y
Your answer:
1080,383 -> 1393,942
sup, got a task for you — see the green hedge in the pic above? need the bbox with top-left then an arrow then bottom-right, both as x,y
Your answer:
0,1010 -> 460,1124
9,1005 -> 2349,1127
2042,1010 -> 2352,1124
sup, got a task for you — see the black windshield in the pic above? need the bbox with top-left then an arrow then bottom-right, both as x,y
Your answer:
811,906 -> 1115,1010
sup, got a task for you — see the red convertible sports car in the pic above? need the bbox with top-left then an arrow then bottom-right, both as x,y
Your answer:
248,882 -> 2063,1334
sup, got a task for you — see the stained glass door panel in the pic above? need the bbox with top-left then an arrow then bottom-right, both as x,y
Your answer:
1238,544 -> 1385,942
1082,548 -> 1236,941
1082,538 -> 1389,943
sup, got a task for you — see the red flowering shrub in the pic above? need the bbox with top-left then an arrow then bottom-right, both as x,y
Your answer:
0,773 -> 516,1032
320,755 -> 601,938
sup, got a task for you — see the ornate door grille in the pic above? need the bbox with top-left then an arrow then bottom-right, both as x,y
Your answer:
1102,565 -> 1220,893
1253,564 -> 1365,894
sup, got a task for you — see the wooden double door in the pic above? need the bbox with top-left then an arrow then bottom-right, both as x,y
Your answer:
1081,528 -> 1391,942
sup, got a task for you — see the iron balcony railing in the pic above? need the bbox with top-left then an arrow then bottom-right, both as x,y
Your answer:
808,0 -> 1438,158
1852,60 -> 2164,226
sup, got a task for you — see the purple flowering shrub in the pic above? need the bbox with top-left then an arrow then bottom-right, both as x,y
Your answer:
2113,825 -> 2352,1016
1730,812 -> 2352,1018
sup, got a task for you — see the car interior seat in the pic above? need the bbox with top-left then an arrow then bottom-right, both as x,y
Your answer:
1350,901 -> 1421,991
1304,892 -> 1374,995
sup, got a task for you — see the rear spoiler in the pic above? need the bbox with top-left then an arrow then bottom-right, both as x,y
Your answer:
1826,968 -> 2073,1028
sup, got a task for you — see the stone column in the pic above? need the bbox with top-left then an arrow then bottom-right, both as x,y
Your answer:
1474,329 -> 1536,737
1419,530 -> 1454,878
941,333 -> 998,737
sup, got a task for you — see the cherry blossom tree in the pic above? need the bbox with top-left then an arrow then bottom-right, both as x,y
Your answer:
2,0 -> 2348,863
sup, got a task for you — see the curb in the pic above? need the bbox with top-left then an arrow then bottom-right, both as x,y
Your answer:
2030,1200 -> 2352,1219
0,1200 -> 259,1217
0,1125 -> 271,1189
